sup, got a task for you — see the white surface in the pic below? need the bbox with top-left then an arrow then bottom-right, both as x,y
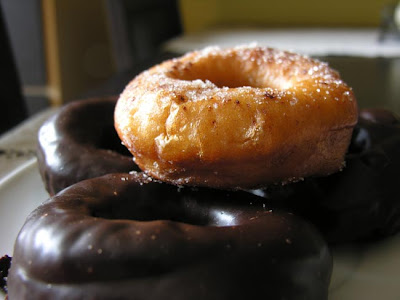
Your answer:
0,107 -> 58,181
1,159 -> 400,299
163,28 -> 400,57
0,158 -> 48,256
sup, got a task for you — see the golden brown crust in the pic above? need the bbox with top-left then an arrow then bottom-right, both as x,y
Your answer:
115,45 -> 358,189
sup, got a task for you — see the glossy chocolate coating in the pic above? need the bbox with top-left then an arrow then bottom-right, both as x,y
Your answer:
253,108 -> 400,243
8,173 -> 332,300
37,97 -> 140,195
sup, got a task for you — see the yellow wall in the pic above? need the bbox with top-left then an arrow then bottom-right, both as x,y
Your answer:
179,0 -> 394,33
42,0 -> 115,105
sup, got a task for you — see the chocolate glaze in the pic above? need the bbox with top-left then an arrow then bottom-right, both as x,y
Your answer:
8,172 -> 332,300
37,97 -> 140,195
253,108 -> 400,243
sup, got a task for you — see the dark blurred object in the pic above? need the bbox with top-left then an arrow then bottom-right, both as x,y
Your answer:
86,54 -> 400,115
1,0 -> 48,115
82,51 -> 177,98
84,0 -> 181,97
317,56 -> 400,114
379,1 -> 400,42
105,0 -> 182,73
0,3 -> 27,134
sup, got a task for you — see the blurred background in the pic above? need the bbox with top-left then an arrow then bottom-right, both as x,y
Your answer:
1,0 -> 399,134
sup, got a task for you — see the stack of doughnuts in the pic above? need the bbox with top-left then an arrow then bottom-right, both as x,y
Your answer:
5,45 -> 400,299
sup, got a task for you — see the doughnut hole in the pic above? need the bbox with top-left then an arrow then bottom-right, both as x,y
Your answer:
167,49 -> 296,90
92,194 -> 215,226
90,176 -> 266,227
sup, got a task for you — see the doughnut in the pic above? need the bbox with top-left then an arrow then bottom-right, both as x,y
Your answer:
253,108 -> 400,243
8,172 -> 332,300
37,96 -> 140,195
115,45 -> 358,189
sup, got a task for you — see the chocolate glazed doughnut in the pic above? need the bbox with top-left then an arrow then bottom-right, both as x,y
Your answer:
254,108 -> 400,243
37,97 -> 140,195
8,172 -> 332,300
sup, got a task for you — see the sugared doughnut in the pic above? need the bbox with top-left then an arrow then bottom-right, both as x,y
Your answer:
253,108 -> 400,243
8,172 -> 332,300
37,97 -> 140,195
115,45 -> 358,189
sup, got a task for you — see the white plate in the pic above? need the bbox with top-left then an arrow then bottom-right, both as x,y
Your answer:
0,158 -> 48,256
1,159 -> 400,299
